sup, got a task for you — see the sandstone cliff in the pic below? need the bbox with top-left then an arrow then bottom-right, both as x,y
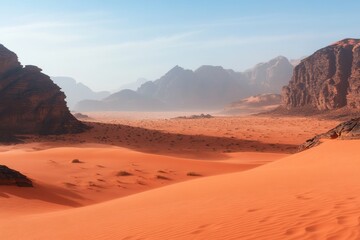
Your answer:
282,38 -> 360,111
0,44 -> 86,134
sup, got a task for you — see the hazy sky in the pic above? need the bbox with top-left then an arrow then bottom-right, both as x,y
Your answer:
0,0 -> 359,91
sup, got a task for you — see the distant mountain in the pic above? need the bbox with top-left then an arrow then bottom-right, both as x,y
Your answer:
244,56 -> 294,94
222,93 -> 281,115
51,77 -> 110,109
289,56 -> 307,67
138,56 -> 293,110
75,56 -> 293,111
117,78 -> 148,91
74,89 -> 168,111
282,38 -> 360,111
138,65 -> 250,109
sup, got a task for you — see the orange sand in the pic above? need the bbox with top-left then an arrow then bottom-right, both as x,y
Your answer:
0,144 -> 266,217
1,140 -> 359,239
0,115 -> 350,239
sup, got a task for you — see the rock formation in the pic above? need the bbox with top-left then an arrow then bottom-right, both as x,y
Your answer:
0,165 -> 33,187
0,44 -> 86,134
299,117 -> 360,151
282,38 -> 360,111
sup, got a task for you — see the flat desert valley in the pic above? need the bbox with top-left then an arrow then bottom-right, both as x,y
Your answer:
3,112 -> 358,239
1,2 -> 360,239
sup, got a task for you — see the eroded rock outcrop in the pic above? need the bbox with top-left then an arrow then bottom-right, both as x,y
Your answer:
0,165 -> 33,187
0,44 -> 86,134
299,117 -> 360,151
282,38 -> 360,111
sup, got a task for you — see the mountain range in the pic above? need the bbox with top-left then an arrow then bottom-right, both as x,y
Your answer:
116,78 -> 148,91
51,77 -> 110,109
75,56 -> 294,111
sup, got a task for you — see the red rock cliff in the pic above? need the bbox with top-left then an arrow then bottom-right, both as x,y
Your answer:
282,38 -> 360,111
0,44 -> 86,134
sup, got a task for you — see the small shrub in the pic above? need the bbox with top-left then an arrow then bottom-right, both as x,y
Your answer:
186,172 -> 202,177
156,175 -> 171,180
71,159 -> 82,163
117,171 -> 132,176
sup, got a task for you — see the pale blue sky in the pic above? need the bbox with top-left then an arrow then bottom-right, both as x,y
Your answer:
0,0 -> 359,91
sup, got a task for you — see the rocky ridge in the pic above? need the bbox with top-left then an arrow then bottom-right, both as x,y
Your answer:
299,117 -> 360,151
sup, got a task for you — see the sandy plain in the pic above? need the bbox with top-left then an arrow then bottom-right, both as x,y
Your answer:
1,112 -> 350,240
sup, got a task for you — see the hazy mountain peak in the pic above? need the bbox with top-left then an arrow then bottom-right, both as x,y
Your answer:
195,65 -> 225,73
116,78 -> 149,91
166,65 -> 186,74
51,76 -> 110,109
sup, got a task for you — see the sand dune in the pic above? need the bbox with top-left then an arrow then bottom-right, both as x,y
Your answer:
0,144 -> 275,217
1,140 -> 359,239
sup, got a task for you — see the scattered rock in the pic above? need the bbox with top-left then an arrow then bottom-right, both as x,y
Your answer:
186,172 -> 202,177
156,175 -> 171,180
174,114 -> 213,119
0,165 -> 33,187
116,171 -> 132,176
299,117 -> 360,151
71,159 -> 83,163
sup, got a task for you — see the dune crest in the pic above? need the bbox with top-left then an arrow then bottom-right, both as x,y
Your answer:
1,140 -> 359,239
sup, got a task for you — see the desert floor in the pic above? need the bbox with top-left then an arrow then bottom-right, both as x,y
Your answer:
1,112 -> 354,239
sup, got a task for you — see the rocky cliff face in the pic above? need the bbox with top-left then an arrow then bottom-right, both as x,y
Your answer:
282,38 -> 360,111
0,44 -> 86,134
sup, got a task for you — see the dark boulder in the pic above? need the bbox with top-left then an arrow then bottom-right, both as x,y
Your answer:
0,165 -> 33,187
